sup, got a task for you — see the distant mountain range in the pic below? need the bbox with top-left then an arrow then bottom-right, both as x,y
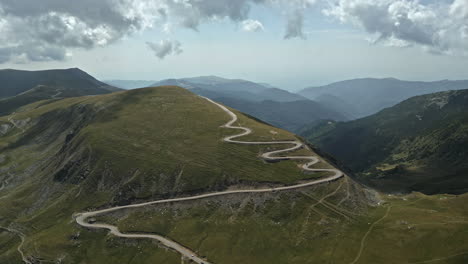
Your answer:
0,68 -> 120,115
105,80 -> 156,89
150,76 -> 348,131
2,69 -> 468,263
1,72 -> 350,133
303,89 -> 468,194
212,97 -> 347,132
111,77 -> 468,128
299,78 -> 468,119
152,76 -> 309,102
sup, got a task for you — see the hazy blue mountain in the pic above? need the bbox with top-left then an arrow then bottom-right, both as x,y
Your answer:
314,94 -> 358,120
152,76 -> 348,132
303,89 -> 468,194
153,76 -> 270,93
256,88 -> 309,102
153,76 -> 308,102
214,97 -> 348,132
299,78 -> 468,119
104,80 -> 156,89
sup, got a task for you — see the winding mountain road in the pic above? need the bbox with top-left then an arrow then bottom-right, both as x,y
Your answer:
75,97 -> 344,264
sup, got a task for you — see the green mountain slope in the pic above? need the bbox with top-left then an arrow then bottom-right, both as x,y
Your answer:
0,68 -> 119,98
98,191 -> 468,264
0,86 -> 330,201
303,89 -> 468,194
1,86 -> 467,264
0,68 -> 120,115
0,86 -> 348,262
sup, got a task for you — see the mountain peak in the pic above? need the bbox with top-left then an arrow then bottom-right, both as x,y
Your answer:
382,77 -> 400,81
0,68 -> 120,100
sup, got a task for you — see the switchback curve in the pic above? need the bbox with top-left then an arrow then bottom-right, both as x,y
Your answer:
74,96 -> 344,264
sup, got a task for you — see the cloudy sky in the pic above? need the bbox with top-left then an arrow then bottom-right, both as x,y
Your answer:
0,0 -> 467,89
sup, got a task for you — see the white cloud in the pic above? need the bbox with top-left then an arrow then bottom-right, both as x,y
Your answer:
450,0 -> 468,19
0,0 -> 321,63
241,19 -> 264,32
0,0 -> 165,63
0,0 -> 467,63
0,0 -> 270,63
146,39 -> 183,59
323,0 -> 468,55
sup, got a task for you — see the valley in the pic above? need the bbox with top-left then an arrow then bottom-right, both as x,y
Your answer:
299,78 -> 468,119
303,89 -> 468,194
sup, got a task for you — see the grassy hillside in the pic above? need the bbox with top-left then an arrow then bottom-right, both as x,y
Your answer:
97,188 -> 468,264
0,86 -> 342,262
0,86 -> 65,116
0,68 -> 120,115
0,68 -> 119,97
1,86 -> 466,263
0,86 -> 331,201
303,89 -> 468,194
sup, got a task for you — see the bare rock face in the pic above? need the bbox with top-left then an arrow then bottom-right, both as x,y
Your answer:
426,92 -> 450,109
13,117 -> 31,129
0,124 -> 11,134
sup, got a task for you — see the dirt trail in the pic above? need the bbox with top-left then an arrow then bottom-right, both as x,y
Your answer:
0,226 -> 31,264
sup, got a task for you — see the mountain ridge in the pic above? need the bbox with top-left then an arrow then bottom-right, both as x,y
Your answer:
151,76 -> 348,132
0,68 -> 121,116
0,68 -> 120,98
1,84 -> 467,264
302,89 -> 468,194
299,77 -> 468,119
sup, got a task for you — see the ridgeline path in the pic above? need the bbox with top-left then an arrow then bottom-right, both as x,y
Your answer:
74,97 -> 344,264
